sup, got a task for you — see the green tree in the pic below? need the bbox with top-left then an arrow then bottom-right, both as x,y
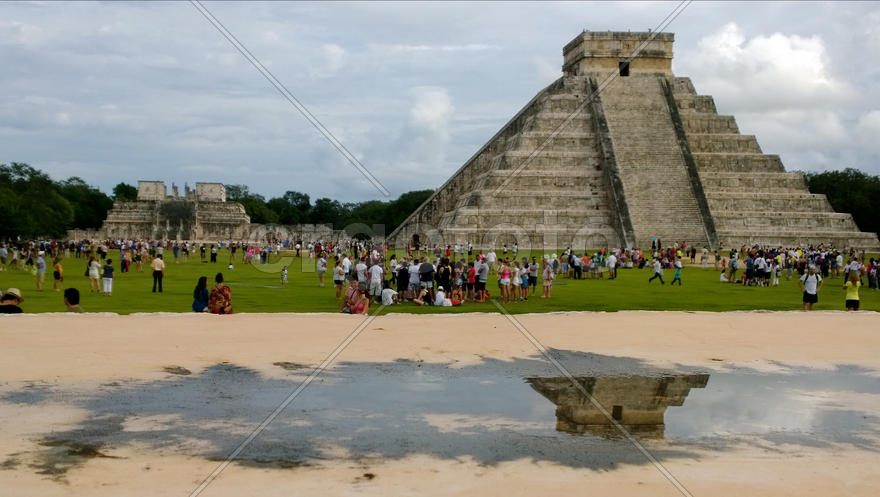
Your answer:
0,162 -> 73,238
112,182 -> 137,201
57,177 -> 114,230
804,168 -> 880,237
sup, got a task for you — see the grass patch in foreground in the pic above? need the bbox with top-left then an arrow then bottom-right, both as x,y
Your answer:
0,251 -> 877,314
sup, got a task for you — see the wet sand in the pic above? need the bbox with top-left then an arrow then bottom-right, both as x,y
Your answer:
1,311 -> 879,496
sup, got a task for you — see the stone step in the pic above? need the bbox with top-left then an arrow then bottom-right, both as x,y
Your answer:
681,114 -> 739,134
693,153 -> 784,172
674,94 -> 717,114
705,192 -> 832,212
524,113 -> 593,131
688,133 -> 762,154
699,171 -> 806,191
481,174 -> 605,190
713,211 -> 859,231
466,192 -> 610,210
716,229 -> 879,250
507,134 -> 595,150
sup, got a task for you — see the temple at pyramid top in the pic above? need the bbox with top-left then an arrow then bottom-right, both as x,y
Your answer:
562,31 -> 675,76
389,30 -> 879,252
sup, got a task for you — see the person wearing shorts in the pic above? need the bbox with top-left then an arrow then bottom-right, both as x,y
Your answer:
799,266 -> 822,311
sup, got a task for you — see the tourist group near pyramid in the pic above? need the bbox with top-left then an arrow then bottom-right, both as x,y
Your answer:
389,31 -> 879,252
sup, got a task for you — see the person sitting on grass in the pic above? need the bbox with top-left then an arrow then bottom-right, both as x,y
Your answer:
192,276 -> 209,312
341,279 -> 359,313
380,280 -> 398,306
208,272 -> 233,314
412,287 -> 430,306
63,288 -> 84,313
351,283 -> 370,314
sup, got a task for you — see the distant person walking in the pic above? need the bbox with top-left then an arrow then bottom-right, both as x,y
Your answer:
844,271 -> 861,311
648,258 -> 664,284
151,254 -> 165,293
799,265 -> 823,311
671,262 -> 682,286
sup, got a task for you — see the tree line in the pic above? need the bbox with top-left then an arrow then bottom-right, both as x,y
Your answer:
802,168 -> 880,237
0,162 -> 433,239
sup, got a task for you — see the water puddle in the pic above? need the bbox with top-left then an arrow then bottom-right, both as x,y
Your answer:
2,354 -> 878,476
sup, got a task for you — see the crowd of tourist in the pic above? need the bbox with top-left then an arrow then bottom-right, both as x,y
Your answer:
1,237 -> 877,314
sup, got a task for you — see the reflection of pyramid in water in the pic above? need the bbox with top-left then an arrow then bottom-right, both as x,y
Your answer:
528,374 -> 709,438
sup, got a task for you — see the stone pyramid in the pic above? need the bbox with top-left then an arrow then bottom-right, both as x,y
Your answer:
388,31 -> 879,251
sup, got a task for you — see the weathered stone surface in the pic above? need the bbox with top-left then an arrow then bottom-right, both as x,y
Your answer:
389,31 -> 879,250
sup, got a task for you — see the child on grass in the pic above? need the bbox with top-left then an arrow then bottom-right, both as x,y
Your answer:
280,266 -> 288,287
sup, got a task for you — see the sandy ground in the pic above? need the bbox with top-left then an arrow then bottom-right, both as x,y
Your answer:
1,311 -> 879,496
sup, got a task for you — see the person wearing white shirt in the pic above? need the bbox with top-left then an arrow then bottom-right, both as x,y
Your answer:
434,286 -> 447,306
355,260 -> 367,283
799,265 -> 823,311
341,256 -> 352,280
606,254 -> 617,280
408,261 -> 421,293
368,263 -> 383,300
486,250 -> 497,270
648,258 -> 664,284
381,281 -> 398,306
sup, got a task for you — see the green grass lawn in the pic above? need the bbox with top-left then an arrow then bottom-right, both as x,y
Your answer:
1,250 -> 877,314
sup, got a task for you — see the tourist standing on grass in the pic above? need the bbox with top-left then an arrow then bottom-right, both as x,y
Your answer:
542,261 -> 554,299
799,265 -> 823,311
280,266 -> 288,287
528,257 -> 539,296
151,254 -> 165,293
101,259 -> 114,296
88,256 -> 101,292
192,276 -> 209,312
35,251 -> 46,291
209,273 -> 233,314
844,271 -> 861,311
52,257 -> 63,291
334,260 -> 346,298
648,258 -> 664,284
369,261 -> 383,303
317,255 -> 327,287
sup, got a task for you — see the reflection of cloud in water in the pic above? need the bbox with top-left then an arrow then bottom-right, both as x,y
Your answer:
3,354 -> 879,477
665,366 -> 880,442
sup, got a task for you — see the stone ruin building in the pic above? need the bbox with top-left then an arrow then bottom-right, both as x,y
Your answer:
71,181 -> 337,243
97,181 -> 251,241
389,31 -> 879,251
528,374 -> 709,439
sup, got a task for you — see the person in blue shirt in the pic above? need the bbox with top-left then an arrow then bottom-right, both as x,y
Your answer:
192,276 -> 209,312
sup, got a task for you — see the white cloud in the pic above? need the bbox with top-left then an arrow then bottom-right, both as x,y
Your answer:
856,110 -> 880,153
321,43 -> 346,73
679,23 -> 849,112
409,86 -> 454,136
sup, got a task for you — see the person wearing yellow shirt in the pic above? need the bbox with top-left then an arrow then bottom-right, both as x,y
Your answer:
844,271 -> 861,311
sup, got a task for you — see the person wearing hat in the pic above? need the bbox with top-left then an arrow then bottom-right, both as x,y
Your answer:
434,285 -> 446,306
0,288 -> 24,313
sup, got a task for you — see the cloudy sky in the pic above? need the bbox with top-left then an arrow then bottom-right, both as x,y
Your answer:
1,1 -> 879,202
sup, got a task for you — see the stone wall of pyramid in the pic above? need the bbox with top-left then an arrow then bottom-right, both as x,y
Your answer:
389,31 -> 879,251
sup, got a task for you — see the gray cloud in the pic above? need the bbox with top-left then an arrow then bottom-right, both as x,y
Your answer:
1,1 -> 878,202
